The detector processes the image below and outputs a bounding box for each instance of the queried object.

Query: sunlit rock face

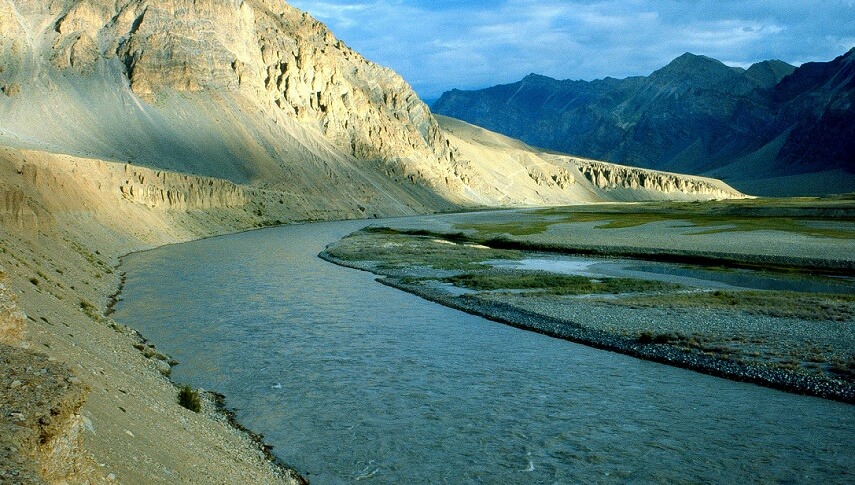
[0,0,743,207]
[0,0,465,201]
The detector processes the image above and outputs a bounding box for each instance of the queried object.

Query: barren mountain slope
[0,0,471,206]
[438,116,742,204]
[0,0,741,207]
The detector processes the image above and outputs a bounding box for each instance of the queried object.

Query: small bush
[178,385,201,413]
[79,299,102,321]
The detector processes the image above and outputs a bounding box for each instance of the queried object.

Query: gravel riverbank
[320,220,855,403]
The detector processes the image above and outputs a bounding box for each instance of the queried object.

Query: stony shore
[321,252,854,403]
[319,202,855,404]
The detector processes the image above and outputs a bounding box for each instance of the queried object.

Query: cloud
[289,0,855,99]
[292,1,376,27]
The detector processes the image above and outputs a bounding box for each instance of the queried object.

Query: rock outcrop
[0,269,106,484]
[576,160,738,198]
[0,346,105,484]
[0,268,25,345]
[0,0,741,208]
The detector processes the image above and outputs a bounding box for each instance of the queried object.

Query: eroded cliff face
[2,0,462,197]
[118,166,249,210]
[248,3,453,169]
[0,147,254,240]
[576,160,740,199]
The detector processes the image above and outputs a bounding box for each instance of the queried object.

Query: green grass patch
[619,290,855,321]
[325,227,522,270]
[564,212,774,232]
[444,270,682,295]
[457,209,855,239]
[457,199,855,239]
[454,220,557,236]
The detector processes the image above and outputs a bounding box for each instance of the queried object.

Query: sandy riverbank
[0,146,334,483]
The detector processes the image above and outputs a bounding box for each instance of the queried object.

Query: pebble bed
[320,252,855,404]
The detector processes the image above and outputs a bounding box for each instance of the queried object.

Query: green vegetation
[326,226,523,270]
[68,239,114,274]
[830,356,855,380]
[79,299,102,321]
[452,199,855,239]
[323,215,854,390]
[444,270,682,295]
[178,385,202,413]
[455,220,557,236]
[617,290,855,322]
[459,210,855,239]
[634,329,854,382]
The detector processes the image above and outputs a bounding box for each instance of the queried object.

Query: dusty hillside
[0,145,321,483]
[0,0,468,203]
[0,0,742,208]
[438,116,743,204]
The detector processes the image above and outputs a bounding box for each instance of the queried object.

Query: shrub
[79,299,101,320]
[178,385,201,413]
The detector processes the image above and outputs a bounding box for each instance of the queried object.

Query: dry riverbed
[320,199,855,403]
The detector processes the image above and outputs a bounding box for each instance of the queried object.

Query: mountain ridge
[0,0,742,207]
[433,50,854,196]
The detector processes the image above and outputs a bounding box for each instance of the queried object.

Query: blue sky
[289,0,855,99]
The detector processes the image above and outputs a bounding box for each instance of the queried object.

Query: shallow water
[113,219,855,484]
[490,256,855,293]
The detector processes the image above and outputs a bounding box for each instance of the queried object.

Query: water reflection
[489,256,854,294]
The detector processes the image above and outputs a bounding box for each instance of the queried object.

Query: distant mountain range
[433,49,855,196]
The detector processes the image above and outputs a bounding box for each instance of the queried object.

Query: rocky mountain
[0,0,742,212]
[433,50,855,196]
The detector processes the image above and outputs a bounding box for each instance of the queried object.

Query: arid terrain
[2,0,848,483]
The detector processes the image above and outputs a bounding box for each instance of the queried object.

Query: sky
[288,0,855,100]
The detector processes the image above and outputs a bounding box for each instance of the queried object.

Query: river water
[112,219,854,484]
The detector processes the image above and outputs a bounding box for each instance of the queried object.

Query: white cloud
[288,0,855,99]
[289,1,376,28]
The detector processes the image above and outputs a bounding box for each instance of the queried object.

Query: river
[112,219,854,484]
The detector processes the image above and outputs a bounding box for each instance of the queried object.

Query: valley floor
[320,199,855,403]
[0,140,847,481]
